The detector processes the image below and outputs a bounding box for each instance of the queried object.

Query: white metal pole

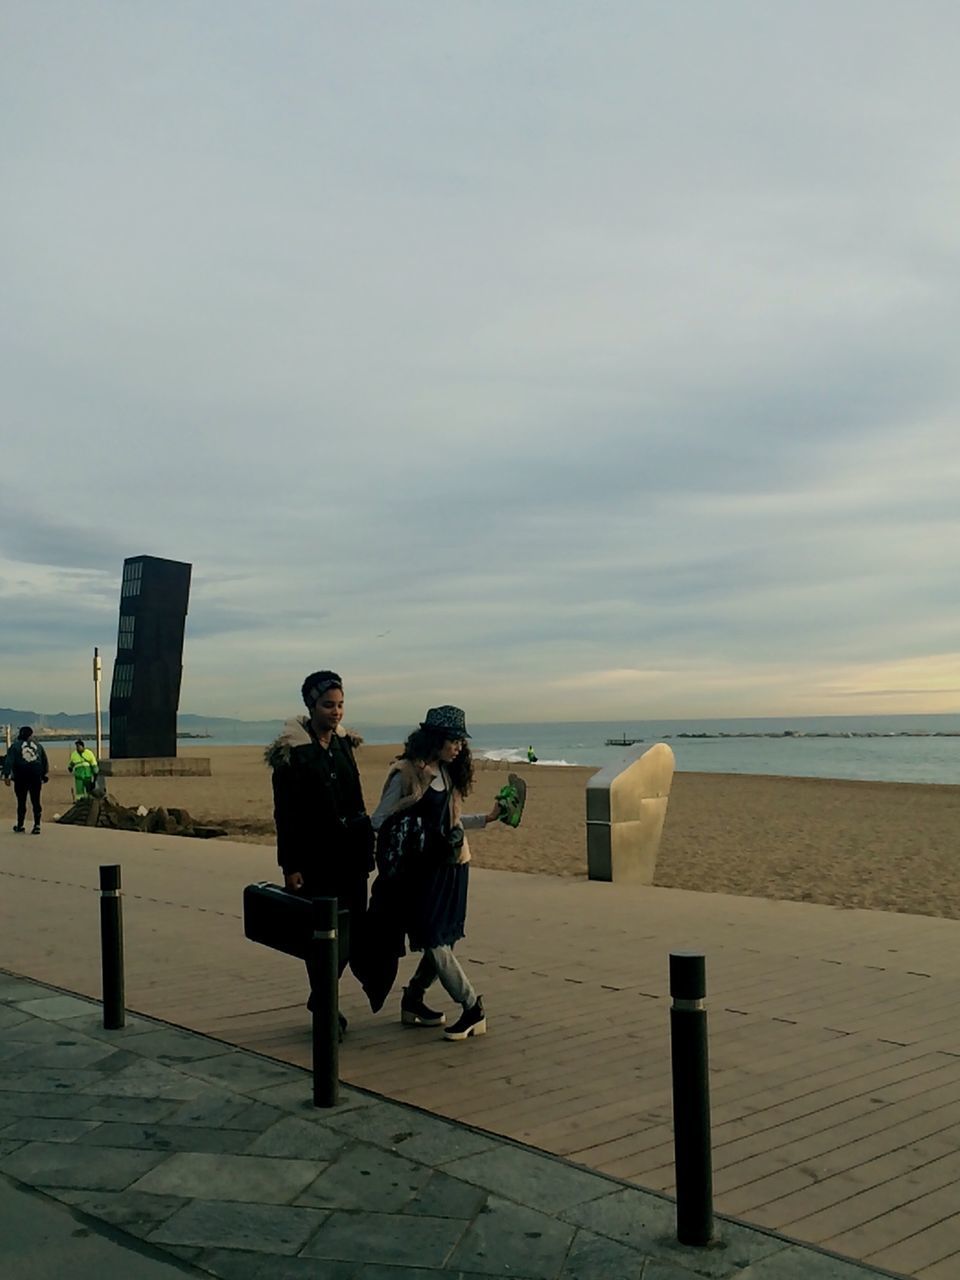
[93,647,103,760]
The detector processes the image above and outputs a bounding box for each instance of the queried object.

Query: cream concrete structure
[585,742,675,882]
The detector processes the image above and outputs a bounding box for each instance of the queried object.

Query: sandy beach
[5,741,960,921]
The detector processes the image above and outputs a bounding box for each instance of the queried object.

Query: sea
[203,714,960,786]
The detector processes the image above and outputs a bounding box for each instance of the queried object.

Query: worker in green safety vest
[68,739,99,798]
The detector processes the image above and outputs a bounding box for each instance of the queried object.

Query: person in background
[265,671,374,1031]
[68,738,99,799]
[2,726,49,835]
[370,705,513,1042]
[526,744,538,763]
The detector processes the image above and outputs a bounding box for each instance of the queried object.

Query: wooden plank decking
[3,823,960,1277]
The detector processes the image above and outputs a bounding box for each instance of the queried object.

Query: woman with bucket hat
[369,705,521,1041]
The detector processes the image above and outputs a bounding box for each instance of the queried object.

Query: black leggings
[14,777,42,827]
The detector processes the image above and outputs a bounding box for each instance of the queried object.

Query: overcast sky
[2,2,959,723]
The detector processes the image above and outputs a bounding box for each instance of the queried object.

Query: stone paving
[0,972,902,1279]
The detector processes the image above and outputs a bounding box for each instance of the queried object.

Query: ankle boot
[400,986,446,1027]
[444,996,486,1041]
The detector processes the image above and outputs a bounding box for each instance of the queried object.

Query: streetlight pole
[93,647,103,760]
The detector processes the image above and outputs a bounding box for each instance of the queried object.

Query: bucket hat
[420,705,471,739]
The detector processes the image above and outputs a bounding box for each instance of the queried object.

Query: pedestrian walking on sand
[369,705,520,1041]
[2,727,49,835]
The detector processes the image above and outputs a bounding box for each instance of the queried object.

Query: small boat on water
[605,734,644,746]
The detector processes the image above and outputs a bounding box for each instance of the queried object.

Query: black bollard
[310,897,339,1108]
[99,864,125,1030]
[669,951,713,1246]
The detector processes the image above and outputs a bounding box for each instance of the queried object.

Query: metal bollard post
[99,864,125,1030]
[669,951,713,1246]
[310,897,339,1108]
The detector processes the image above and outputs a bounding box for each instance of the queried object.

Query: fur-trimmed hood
[264,716,363,769]
[374,758,469,863]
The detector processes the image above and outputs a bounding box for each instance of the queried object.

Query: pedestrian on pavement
[369,705,510,1042]
[68,739,99,799]
[265,671,374,1030]
[2,726,49,835]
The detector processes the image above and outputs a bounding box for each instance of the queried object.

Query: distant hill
[0,707,282,736]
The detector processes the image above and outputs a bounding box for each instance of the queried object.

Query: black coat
[266,718,373,901]
[2,739,49,781]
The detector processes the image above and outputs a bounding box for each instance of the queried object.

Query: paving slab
[447,1195,575,1277]
[112,1028,236,1064]
[84,1120,254,1154]
[80,1059,214,1100]
[558,1228,651,1279]
[403,1168,489,1219]
[163,1091,283,1131]
[244,1113,349,1160]
[83,1097,181,1123]
[294,1141,431,1211]
[1,1140,167,1190]
[191,1250,381,1279]
[148,1198,328,1253]
[0,926,904,1279]
[0,1090,98,1119]
[0,1116,102,1143]
[443,1144,614,1214]
[178,1050,303,1092]
[0,1067,105,1094]
[130,1150,320,1202]
[300,1208,466,1267]
[1,1038,119,1069]
[320,1097,501,1163]
[560,1187,788,1277]
[15,994,101,1021]
[0,1176,205,1278]
[49,1186,189,1233]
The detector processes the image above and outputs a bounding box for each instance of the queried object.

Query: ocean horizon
[190,713,960,787]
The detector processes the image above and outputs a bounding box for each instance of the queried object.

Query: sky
[2,1,959,724]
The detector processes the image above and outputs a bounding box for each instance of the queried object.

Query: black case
[242,882,350,963]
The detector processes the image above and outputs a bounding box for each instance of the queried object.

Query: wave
[480,747,577,767]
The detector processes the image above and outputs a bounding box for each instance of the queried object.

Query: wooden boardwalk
[3,822,960,1277]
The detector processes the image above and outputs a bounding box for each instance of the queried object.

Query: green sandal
[495,772,527,828]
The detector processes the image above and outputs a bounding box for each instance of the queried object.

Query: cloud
[2,2,959,719]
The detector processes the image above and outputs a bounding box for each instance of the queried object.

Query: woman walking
[266,670,374,1027]
[370,705,510,1041]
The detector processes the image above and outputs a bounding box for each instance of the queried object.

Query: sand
[5,742,960,921]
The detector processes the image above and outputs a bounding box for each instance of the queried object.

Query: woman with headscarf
[266,670,374,1027]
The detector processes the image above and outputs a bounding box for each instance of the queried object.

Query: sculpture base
[101,757,211,777]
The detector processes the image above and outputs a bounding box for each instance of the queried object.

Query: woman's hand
[285,871,305,892]
[485,800,501,825]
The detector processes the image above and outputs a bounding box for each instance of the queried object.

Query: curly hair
[401,726,474,797]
